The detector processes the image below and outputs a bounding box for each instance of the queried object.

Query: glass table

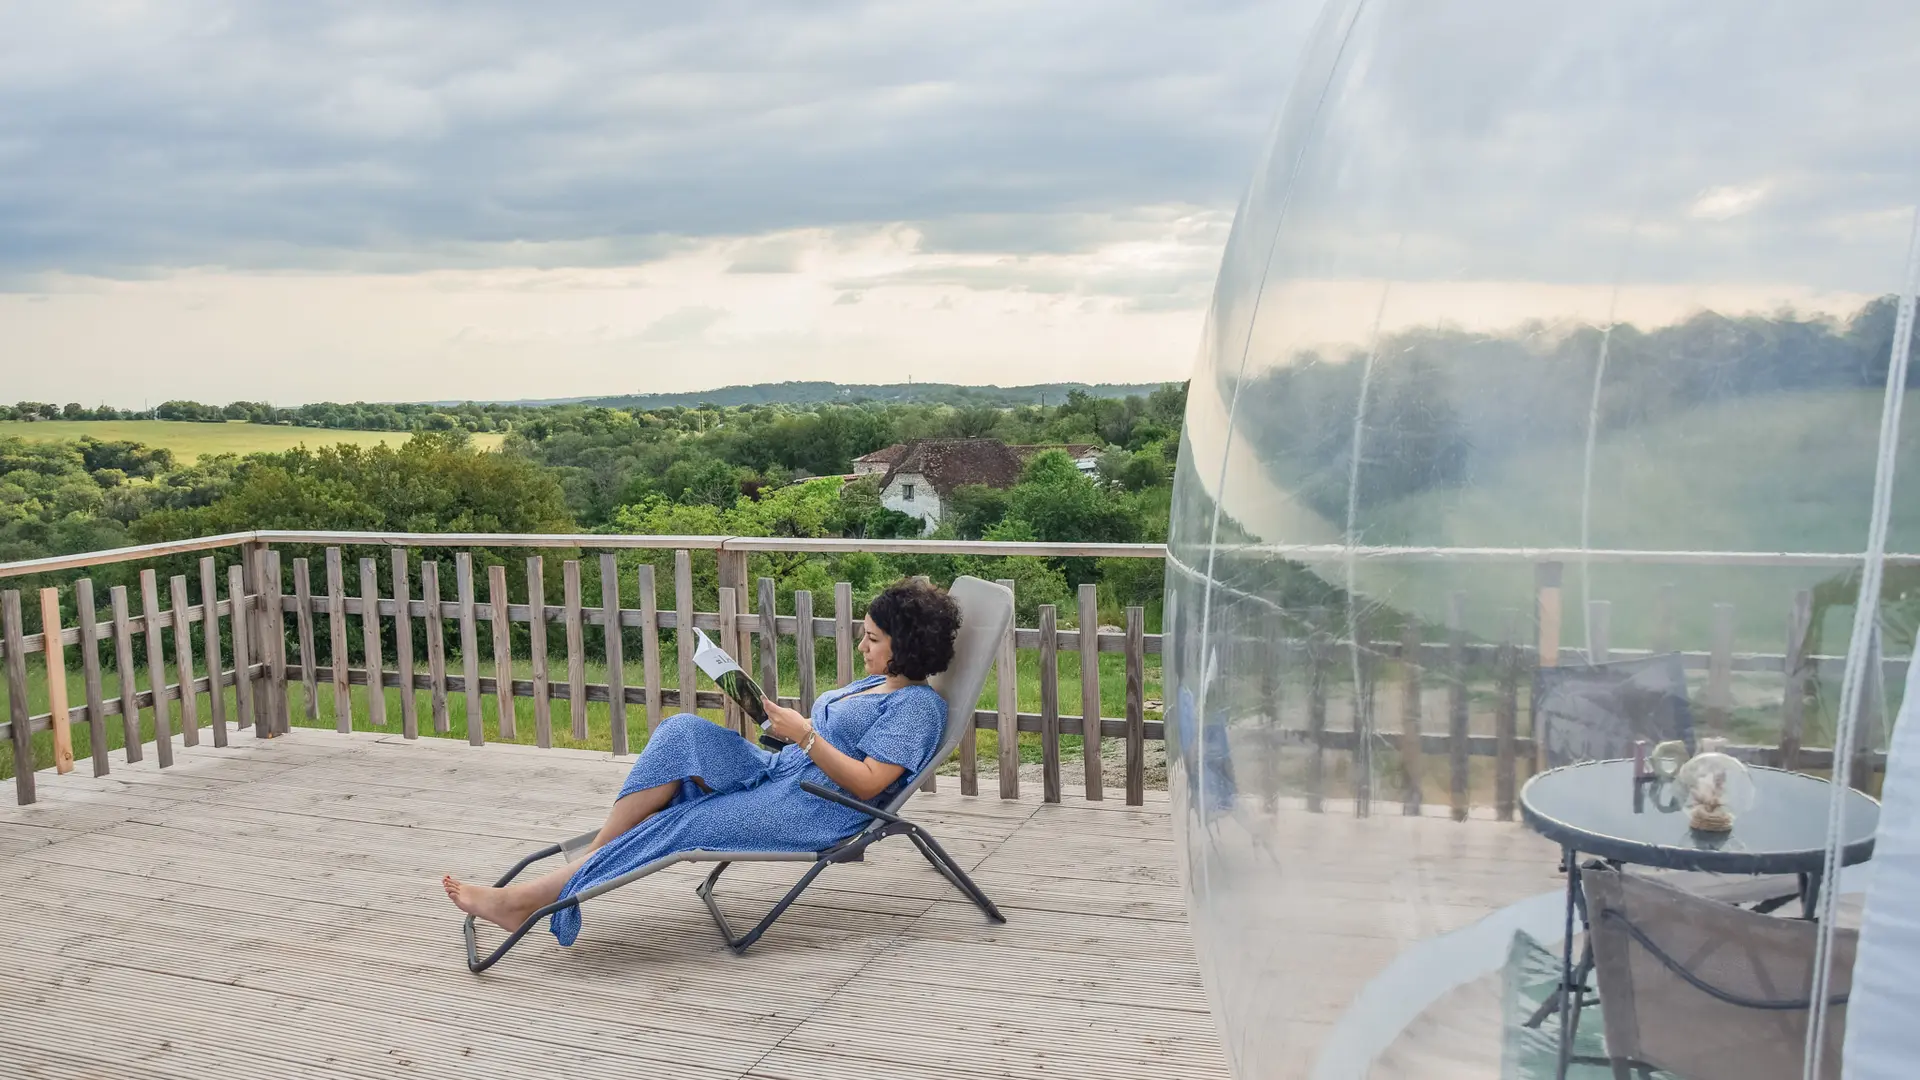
[1518,759,1880,1079]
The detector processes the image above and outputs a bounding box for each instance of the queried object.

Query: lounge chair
[462,575,1015,972]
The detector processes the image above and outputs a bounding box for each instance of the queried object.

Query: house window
[903,483,915,501]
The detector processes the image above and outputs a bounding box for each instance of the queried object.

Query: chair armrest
[800,780,903,825]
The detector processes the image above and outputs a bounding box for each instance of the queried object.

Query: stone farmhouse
[857,438,1102,532]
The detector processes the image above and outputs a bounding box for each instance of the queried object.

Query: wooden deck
[0,731,1227,1080]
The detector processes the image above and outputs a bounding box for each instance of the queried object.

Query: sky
[0,1,1324,406]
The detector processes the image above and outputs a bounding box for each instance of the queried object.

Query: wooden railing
[2,532,1912,816]
[1,532,1167,808]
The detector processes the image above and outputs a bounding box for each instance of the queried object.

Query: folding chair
[463,575,1015,972]
[1581,866,1855,1080]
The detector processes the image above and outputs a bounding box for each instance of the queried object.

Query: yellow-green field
[0,420,504,461]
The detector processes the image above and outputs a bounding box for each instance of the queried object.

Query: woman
[443,577,961,945]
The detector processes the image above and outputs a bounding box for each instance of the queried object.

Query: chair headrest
[893,576,1014,809]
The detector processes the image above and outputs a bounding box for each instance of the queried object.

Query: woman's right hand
[763,701,813,746]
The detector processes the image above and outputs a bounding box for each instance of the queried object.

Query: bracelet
[802,729,819,754]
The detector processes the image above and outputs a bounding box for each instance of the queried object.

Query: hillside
[582,381,1165,410]
[1354,390,1920,650]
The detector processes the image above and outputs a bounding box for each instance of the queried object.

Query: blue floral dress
[547,676,947,945]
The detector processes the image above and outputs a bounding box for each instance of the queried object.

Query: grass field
[0,419,504,460]
[1320,389,1920,652]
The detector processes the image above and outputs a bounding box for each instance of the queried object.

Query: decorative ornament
[1676,752,1754,832]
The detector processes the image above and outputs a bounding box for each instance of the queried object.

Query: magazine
[690,628,786,745]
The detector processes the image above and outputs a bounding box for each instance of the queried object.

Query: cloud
[1689,184,1769,222]
[639,305,728,343]
[0,1,1315,276]
[725,236,807,274]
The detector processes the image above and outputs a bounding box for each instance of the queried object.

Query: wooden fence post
[1495,608,1519,821]
[560,558,584,742]
[392,550,419,740]
[1533,562,1562,775]
[109,586,142,761]
[1039,603,1061,804]
[196,558,227,746]
[794,590,817,716]
[756,576,779,715]
[1125,606,1146,806]
[165,576,199,747]
[602,553,627,755]
[1306,606,1328,813]
[488,563,515,741]
[834,581,855,689]
[241,541,273,736]
[719,586,743,735]
[359,558,387,730]
[639,563,663,737]
[139,569,174,766]
[525,556,550,747]
[423,560,450,735]
[458,553,484,746]
[1259,604,1284,813]
[1780,589,1813,772]
[325,547,350,730]
[1078,583,1103,801]
[5,591,35,804]
[39,589,75,772]
[1352,617,1376,816]
[1398,619,1423,815]
[265,548,289,734]
[675,551,697,713]
[75,578,114,771]
[293,557,318,721]
[717,548,750,673]
[1447,592,1469,823]
[226,563,255,743]
[995,578,1018,800]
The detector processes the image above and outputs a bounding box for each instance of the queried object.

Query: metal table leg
[1515,847,1594,1079]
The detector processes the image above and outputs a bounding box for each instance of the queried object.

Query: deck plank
[0,731,1232,1080]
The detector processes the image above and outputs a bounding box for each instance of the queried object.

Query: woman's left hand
[763,701,813,746]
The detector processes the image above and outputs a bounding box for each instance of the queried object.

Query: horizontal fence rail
[2,532,1912,817]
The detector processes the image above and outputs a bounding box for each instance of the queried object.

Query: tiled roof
[1007,443,1102,461]
[879,439,1026,496]
[852,444,912,465]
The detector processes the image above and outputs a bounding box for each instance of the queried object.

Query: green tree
[131,432,572,539]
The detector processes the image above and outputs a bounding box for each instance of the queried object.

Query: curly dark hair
[866,577,962,682]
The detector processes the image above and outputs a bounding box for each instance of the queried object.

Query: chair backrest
[1583,867,1855,1080]
[888,575,1013,812]
[1534,652,1695,768]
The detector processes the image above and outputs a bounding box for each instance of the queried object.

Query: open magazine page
[690,628,769,726]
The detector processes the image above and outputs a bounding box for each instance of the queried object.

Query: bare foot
[443,874,534,931]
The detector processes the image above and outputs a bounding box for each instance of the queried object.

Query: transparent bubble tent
[1164,3,1920,1078]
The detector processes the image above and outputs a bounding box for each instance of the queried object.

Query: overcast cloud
[0,1,1324,402]
[16,2,1915,406]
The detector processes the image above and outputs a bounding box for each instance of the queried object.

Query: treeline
[2,399,531,433]
[3,386,1189,626]
[509,386,1186,526]
[584,380,1162,410]
[2,380,1166,434]
[1234,295,1920,523]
